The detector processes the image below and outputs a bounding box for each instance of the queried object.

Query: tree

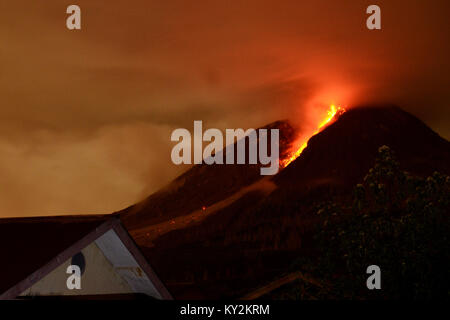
[303,146,449,299]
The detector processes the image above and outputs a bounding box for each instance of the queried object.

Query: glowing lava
[280,104,345,168]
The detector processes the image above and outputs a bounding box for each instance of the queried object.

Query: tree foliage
[298,146,449,299]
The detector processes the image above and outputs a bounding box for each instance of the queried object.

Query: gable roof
[0,214,171,299]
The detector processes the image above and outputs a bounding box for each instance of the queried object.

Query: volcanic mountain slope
[121,120,297,230]
[276,105,450,189]
[123,106,450,232]
[122,105,450,299]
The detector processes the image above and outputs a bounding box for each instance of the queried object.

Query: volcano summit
[120,105,450,299]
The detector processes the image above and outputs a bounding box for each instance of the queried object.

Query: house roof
[0,214,171,299]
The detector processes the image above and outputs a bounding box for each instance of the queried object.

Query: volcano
[276,105,450,189]
[121,120,298,231]
[120,105,450,299]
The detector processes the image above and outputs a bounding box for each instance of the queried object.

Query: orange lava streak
[280,105,345,168]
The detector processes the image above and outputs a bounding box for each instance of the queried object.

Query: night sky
[1,0,449,217]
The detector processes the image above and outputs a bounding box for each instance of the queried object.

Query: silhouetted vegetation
[284,146,449,299]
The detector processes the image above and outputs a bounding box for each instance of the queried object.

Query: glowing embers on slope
[280,105,345,168]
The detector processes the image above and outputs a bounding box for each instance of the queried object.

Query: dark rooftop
[0,214,113,295]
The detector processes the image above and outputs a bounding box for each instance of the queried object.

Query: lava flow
[280,104,345,168]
